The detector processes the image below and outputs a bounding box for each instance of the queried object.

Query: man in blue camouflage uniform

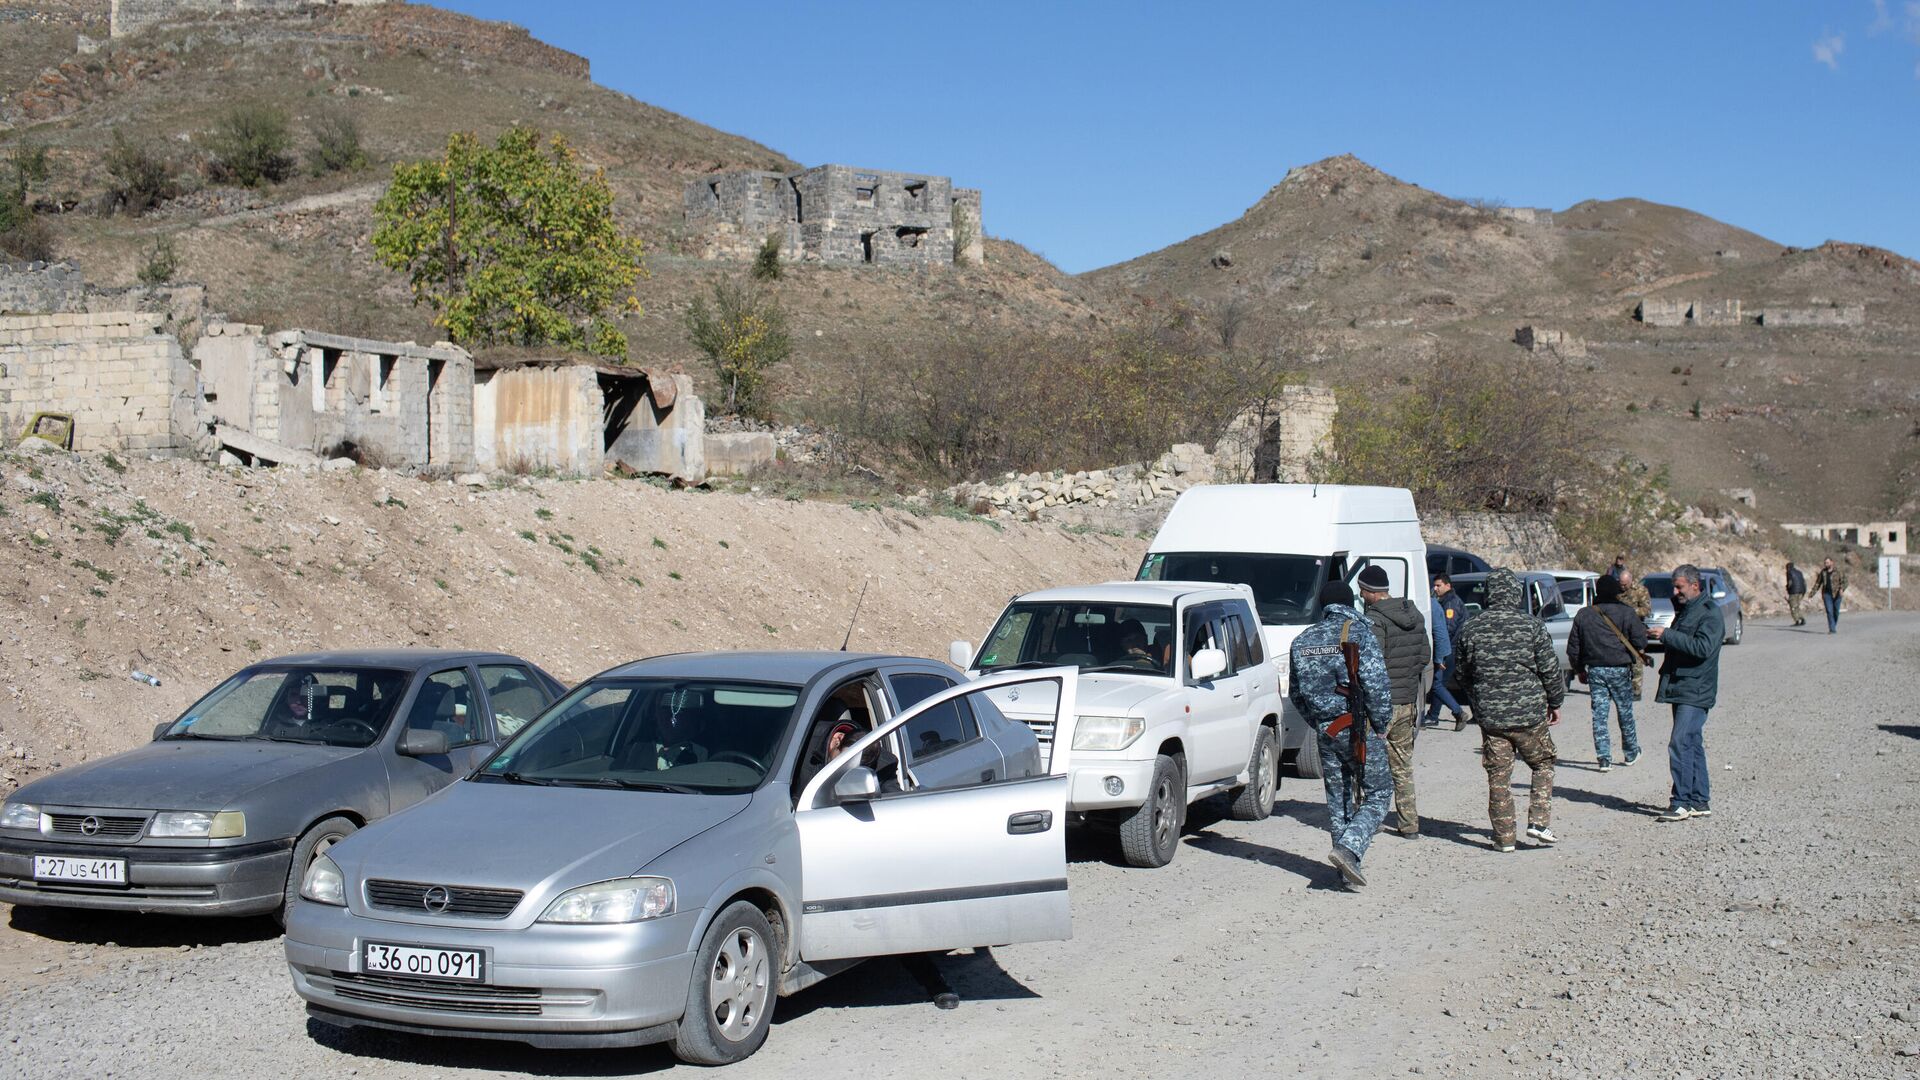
[1449,567,1564,851]
[1289,580,1393,889]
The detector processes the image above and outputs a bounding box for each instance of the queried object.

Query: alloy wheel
[709,927,769,1042]
[1153,776,1176,850]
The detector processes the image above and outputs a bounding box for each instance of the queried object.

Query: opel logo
[79,816,101,836]
[422,886,451,914]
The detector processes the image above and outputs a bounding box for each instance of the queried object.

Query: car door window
[1230,605,1264,666]
[478,664,551,739]
[889,672,980,770]
[405,668,484,747]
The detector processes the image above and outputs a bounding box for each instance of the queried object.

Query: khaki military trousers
[1787,594,1805,624]
[1385,703,1419,835]
[1482,721,1556,846]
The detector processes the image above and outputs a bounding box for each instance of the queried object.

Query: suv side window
[1230,604,1264,667]
[890,672,979,762]
[406,668,484,747]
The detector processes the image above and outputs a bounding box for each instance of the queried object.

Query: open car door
[793,669,1078,963]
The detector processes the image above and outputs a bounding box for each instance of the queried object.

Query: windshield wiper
[484,771,557,786]
[162,731,240,740]
[1079,664,1168,675]
[263,734,327,745]
[566,778,703,794]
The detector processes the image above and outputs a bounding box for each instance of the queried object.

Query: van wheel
[671,901,776,1065]
[1226,727,1278,821]
[280,815,357,927]
[1292,740,1324,780]
[1118,755,1183,868]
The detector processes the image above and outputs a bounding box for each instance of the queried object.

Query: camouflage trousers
[1317,725,1392,863]
[1385,703,1419,834]
[1587,665,1640,766]
[1787,594,1805,624]
[1481,722,1556,846]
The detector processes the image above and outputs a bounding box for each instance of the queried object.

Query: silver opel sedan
[284,651,1079,1066]
[0,650,563,920]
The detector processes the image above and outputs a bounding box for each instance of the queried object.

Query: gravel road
[4,614,1916,1079]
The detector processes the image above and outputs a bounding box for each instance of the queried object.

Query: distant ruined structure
[1635,297,1864,330]
[110,0,385,37]
[684,165,983,267]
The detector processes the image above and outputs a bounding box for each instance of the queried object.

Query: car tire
[1729,612,1744,645]
[1118,754,1184,868]
[671,900,777,1065]
[280,815,358,926]
[1293,739,1324,780]
[1226,727,1279,822]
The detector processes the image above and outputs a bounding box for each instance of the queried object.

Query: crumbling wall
[1513,325,1587,357]
[682,171,801,260]
[951,188,984,264]
[0,310,204,453]
[1635,298,1690,327]
[1692,299,1743,327]
[685,164,976,267]
[1758,305,1865,328]
[0,262,87,315]
[1423,512,1572,570]
[473,365,602,476]
[110,0,384,37]
[1213,385,1338,484]
[607,372,704,483]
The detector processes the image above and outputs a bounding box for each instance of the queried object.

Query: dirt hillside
[0,446,1138,784]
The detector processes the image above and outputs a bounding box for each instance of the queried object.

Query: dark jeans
[1668,704,1711,811]
[1823,593,1842,633]
[1424,664,1463,722]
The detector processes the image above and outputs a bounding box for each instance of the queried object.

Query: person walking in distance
[1288,580,1393,889]
[1567,573,1648,772]
[1613,563,1652,700]
[1813,557,1848,634]
[1648,564,1723,821]
[1784,561,1808,627]
[1424,574,1470,730]
[1449,568,1564,851]
[1357,565,1430,839]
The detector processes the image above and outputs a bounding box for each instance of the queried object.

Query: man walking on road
[1450,568,1564,851]
[1359,565,1430,839]
[1289,580,1393,889]
[1648,564,1723,821]
[1813,557,1848,634]
[1785,561,1808,627]
[1567,573,1648,771]
[1425,574,1470,730]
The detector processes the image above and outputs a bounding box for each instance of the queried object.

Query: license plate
[361,941,487,983]
[33,855,127,884]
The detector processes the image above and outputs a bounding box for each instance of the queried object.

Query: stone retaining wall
[0,310,203,453]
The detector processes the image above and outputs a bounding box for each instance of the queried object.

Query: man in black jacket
[1360,565,1431,838]
[1784,561,1807,626]
[1424,573,1470,729]
[1567,573,1648,772]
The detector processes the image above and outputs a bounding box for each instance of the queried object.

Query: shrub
[305,109,366,177]
[0,141,53,258]
[1555,457,1686,566]
[205,103,295,187]
[686,278,791,420]
[104,131,177,214]
[137,236,179,286]
[751,233,782,281]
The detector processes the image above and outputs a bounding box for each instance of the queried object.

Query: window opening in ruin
[859,231,876,263]
[855,186,875,204]
[708,181,720,204]
[425,359,445,466]
[789,177,804,223]
[895,226,928,249]
[904,181,926,200]
[371,355,396,413]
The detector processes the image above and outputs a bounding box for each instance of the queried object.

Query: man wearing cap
[1288,580,1393,889]
[1357,565,1430,839]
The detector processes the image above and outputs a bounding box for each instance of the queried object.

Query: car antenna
[840,578,870,651]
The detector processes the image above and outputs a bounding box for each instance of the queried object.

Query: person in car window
[275,672,323,732]
[1111,621,1158,669]
[794,708,900,797]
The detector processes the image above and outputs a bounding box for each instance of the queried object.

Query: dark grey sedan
[0,650,564,920]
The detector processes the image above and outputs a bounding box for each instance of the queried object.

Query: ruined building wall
[685,165,979,267]
[473,365,603,477]
[110,0,384,37]
[0,262,87,315]
[951,188,984,264]
[682,171,800,260]
[0,311,204,453]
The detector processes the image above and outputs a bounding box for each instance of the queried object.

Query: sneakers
[1655,806,1693,822]
[1597,760,1612,773]
[1328,845,1367,888]
[1494,840,1516,853]
[1526,824,1557,844]
[1691,807,1712,818]
[1621,751,1641,767]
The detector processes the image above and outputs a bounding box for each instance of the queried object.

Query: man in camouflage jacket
[1814,557,1848,634]
[1449,568,1564,851]
[1289,580,1393,888]
[1613,563,1652,697]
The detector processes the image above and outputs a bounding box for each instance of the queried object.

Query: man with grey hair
[1647,564,1723,821]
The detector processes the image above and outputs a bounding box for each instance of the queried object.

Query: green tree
[371,128,645,358]
[751,232,782,280]
[686,278,791,420]
[206,103,295,187]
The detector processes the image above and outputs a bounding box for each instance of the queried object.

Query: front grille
[365,879,524,919]
[1021,718,1057,770]
[46,814,146,840]
[324,971,542,1016]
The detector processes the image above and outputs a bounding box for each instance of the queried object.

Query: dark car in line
[0,650,564,920]
[1427,545,1492,580]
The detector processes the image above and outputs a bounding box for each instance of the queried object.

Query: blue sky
[439,1,1920,273]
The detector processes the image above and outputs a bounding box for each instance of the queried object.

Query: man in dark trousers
[1784,561,1808,626]
[1288,580,1393,889]
[1648,564,1724,821]
[1450,568,1564,851]
[1568,573,1649,771]
[1358,565,1430,838]
[1813,557,1848,634]
[1424,573,1470,730]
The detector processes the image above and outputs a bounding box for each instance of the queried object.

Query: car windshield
[1643,576,1675,600]
[162,667,408,749]
[1137,552,1327,625]
[475,678,800,793]
[1451,577,1516,614]
[976,602,1175,676]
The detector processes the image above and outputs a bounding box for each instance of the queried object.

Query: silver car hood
[336,780,751,893]
[12,739,356,811]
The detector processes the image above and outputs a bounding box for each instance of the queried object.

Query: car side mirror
[153,721,172,741]
[398,728,450,757]
[832,766,880,804]
[1190,648,1227,682]
[948,640,974,670]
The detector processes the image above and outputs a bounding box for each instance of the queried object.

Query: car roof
[261,649,530,670]
[596,651,922,684]
[1541,569,1598,580]
[1010,581,1248,605]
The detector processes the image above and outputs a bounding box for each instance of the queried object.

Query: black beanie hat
[1319,580,1355,607]
[1595,572,1622,604]
[1357,565,1391,592]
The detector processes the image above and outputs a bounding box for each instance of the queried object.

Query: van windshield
[1137,552,1328,626]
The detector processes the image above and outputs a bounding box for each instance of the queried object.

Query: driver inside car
[1108,620,1158,669]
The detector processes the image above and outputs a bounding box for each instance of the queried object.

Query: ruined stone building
[1782,520,1906,556]
[110,0,386,37]
[472,362,705,482]
[0,309,204,454]
[684,165,984,266]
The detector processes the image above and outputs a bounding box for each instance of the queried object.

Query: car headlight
[1072,715,1145,751]
[537,877,675,924]
[300,854,345,906]
[149,811,246,839]
[0,802,40,831]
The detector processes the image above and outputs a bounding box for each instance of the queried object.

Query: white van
[1134,485,1428,777]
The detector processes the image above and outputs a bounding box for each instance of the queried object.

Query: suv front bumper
[1063,759,1159,811]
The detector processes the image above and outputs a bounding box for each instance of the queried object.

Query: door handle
[1007,810,1053,835]
[980,770,997,783]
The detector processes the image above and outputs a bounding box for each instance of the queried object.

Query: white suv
[952,582,1286,867]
